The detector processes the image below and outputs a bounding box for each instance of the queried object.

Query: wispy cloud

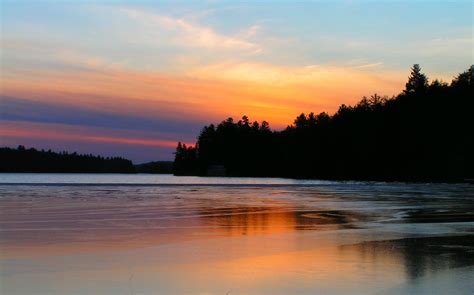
[353,62,383,69]
[1,52,406,131]
[189,61,399,88]
[0,120,191,148]
[117,7,261,53]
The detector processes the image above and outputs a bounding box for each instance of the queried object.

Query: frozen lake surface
[1,174,473,294]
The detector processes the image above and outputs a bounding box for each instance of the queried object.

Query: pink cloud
[0,120,193,149]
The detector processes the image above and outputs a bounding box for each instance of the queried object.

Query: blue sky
[1,0,473,162]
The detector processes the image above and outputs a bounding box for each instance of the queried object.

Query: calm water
[0,174,473,294]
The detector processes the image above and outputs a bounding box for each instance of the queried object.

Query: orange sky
[1,2,471,162]
[1,63,406,127]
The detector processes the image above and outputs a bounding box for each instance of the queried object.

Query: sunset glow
[1,1,472,162]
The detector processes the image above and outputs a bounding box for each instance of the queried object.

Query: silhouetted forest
[174,65,473,182]
[0,146,135,173]
[135,161,174,174]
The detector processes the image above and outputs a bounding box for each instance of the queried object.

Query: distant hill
[0,146,135,173]
[134,161,173,174]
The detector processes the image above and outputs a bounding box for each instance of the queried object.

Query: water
[0,174,473,294]
[0,173,332,185]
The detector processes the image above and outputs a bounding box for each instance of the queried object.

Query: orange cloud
[1,60,406,129]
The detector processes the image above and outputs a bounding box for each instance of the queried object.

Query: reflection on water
[340,235,474,281]
[200,206,359,237]
[1,176,474,294]
[201,206,298,236]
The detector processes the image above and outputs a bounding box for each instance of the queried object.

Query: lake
[0,174,473,294]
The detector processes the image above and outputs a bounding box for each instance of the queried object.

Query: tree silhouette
[404,64,428,94]
[0,146,135,173]
[173,64,473,182]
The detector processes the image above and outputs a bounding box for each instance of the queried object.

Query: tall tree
[173,65,473,182]
[404,64,428,94]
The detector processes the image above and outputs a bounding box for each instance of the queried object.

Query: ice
[0,174,473,294]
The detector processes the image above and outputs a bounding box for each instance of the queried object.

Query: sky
[1,0,473,163]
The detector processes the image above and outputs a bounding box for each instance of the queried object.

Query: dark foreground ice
[0,174,473,294]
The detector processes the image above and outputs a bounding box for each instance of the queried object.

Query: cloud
[1,54,407,131]
[236,25,260,39]
[0,95,201,136]
[0,120,194,150]
[189,61,401,89]
[0,119,187,161]
[353,62,384,69]
[0,120,182,162]
[117,7,261,52]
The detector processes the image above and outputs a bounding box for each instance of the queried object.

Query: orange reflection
[199,206,298,236]
[199,206,358,237]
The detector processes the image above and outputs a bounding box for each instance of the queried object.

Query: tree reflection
[339,235,474,280]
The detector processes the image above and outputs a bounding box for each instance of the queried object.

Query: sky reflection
[1,180,474,294]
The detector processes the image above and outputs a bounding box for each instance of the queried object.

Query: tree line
[0,145,136,173]
[174,64,473,182]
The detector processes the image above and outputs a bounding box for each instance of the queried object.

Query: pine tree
[404,64,428,94]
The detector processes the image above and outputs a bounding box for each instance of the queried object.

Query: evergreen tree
[173,65,473,182]
[404,64,428,94]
